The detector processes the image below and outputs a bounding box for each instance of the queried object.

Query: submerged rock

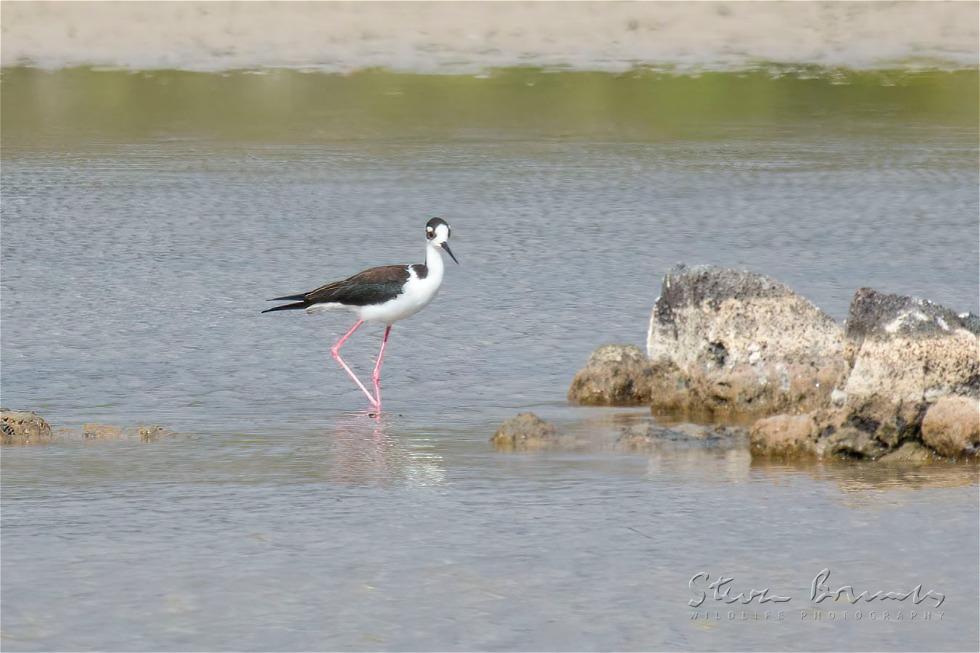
[646,265,847,418]
[82,423,126,441]
[0,412,174,445]
[1,409,53,445]
[490,412,560,451]
[878,441,938,464]
[82,423,174,443]
[136,425,172,442]
[619,421,746,452]
[567,344,654,405]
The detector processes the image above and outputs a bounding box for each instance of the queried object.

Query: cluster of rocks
[564,265,979,462]
[1,409,172,445]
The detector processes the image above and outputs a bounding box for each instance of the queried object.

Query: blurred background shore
[3,0,977,73]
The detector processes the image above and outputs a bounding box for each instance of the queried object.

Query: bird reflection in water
[320,411,447,487]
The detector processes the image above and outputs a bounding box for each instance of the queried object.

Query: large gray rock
[841,288,979,403]
[646,265,848,418]
[845,288,978,342]
[751,289,979,462]
[1,409,53,445]
[567,344,655,405]
[823,289,978,459]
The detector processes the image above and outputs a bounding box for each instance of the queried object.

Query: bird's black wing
[306,265,411,306]
[263,265,410,313]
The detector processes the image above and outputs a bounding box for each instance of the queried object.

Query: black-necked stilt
[263,217,458,412]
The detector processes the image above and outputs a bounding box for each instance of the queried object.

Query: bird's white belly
[358,274,440,324]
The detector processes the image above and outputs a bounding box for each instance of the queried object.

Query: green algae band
[2,67,977,147]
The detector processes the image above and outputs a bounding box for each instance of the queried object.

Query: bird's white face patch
[432,223,450,244]
[426,221,451,245]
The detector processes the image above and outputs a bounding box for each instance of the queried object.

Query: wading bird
[263,218,458,412]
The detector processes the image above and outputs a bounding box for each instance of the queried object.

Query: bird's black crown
[426,217,450,240]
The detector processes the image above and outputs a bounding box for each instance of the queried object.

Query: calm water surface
[2,69,978,651]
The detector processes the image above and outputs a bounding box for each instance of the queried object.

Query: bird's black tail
[262,301,308,313]
[267,293,306,302]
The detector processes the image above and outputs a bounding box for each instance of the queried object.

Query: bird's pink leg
[371,325,392,410]
[330,320,377,407]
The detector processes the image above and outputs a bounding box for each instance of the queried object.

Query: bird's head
[425,217,458,264]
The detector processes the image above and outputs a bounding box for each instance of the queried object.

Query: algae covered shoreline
[3,66,978,148]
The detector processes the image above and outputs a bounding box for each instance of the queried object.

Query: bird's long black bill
[441,242,459,264]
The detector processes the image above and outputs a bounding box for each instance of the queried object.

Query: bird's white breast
[358,265,443,324]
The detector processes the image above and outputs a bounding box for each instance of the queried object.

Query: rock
[752,394,974,462]
[753,290,979,462]
[490,413,560,451]
[754,399,946,462]
[652,281,980,462]
[878,441,938,464]
[842,288,979,403]
[568,344,654,405]
[960,312,980,334]
[820,426,889,460]
[619,421,746,452]
[1,409,53,445]
[818,397,929,451]
[846,287,978,342]
[803,289,978,461]
[749,414,818,458]
[646,265,848,417]
[920,396,980,458]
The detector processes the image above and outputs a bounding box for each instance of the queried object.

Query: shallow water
[2,69,979,651]
[3,419,978,651]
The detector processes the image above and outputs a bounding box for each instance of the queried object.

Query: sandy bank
[2,1,977,72]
